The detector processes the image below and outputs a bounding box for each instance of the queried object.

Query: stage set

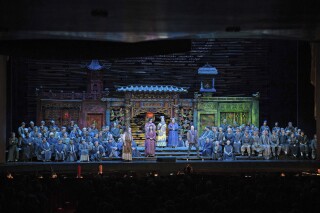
[1,58,319,177]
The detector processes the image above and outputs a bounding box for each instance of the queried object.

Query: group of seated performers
[6,119,317,162]
[7,120,141,162]
[197,120,317,160]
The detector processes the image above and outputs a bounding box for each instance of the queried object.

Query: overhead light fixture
[87,60,104,71]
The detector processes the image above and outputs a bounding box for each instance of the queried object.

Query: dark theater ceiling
[0,0,320,58]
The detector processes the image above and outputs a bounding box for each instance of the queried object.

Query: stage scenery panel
[199,114,215,135]
[220,112,249,126]
[86,113,103,130]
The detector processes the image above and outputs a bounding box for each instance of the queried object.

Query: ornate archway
[116,85,189,144]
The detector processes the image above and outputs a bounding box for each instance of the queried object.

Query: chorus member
[260,130,271,160]
[29,126,40,139]
[167,118,179,148]
[299,131,309,159]
[270,130,281,159]
[310,134,317,160]
[212,141,222,160]
[40,138,52,162]
[66,140,78,162]
[28,121,36,133]
[92,133,101,145]
[177,135,185,147]
[39,120,48,134]
[233,127,242,154]
[285,121,295,133]
[22,132,34,161]
[241,131,252,156]
[33,133,43,161]
[49,120,58,132]
[225,128,235,145]
[62,132,70,145]
[217,127,225,146]
[202,138,213,157]
[102,126,112,142]
[69,125,80,139]
[132,139,141,157]
[251,130,264,156]
[106,134,120,158]
[90,123,99,136]
[279,129,289,157]
[288,132,299,158]
[111,121,121,142]
[223,140,233,160]
[18,122,26,145]
[90,141,105,161]
[260,120,270,134]
[47,132,58,153]
[211,126,218,142]
[67,120,76,133]
[79,139,89,162]
[220,119,228,133]
[272,122,281,135]
[122,126,133,161]
[145,125,156,157]
[7,132,19,162]
[199,126,213,148]
[55,139,66,161]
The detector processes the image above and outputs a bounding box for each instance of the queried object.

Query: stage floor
[1,159,319,177]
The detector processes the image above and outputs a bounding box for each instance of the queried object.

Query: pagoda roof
[116,85,188,93]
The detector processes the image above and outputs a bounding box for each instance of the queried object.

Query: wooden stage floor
[1,159,319,177]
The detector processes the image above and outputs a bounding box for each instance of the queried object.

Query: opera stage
[1,160,319,177]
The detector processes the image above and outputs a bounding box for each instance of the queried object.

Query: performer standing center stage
[168,117,179,147]
[157,116,167,147]
[122,126,133,161]
[145,125,156,157]
[145,118,156,133]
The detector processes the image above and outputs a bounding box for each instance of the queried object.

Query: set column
[0,56,7,163]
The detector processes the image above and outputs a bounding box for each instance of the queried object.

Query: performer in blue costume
[202,138,213,157]
[223,140,233,161]
[167,118,179,147]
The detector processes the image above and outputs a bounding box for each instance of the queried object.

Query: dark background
[6,38,316,136]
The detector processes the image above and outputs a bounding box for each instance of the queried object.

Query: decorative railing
[36,88,109,101]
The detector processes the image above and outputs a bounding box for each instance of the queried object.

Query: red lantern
[146,112,154,118]
[64,111,70,120]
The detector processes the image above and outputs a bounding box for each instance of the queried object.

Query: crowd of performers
[197,120,317,160]
[6,118,318,162]
[7,120,140,162]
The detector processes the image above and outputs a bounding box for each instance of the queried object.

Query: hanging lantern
[64,111,70,120]
[146,112,154,118]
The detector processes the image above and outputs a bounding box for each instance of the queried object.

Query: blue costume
[223,144,233,160]
[132,140,141,157]
[22,136,34,160]
[79,142,89,161]
[40,141,52,161]
[55,143,66,161]
[202,141,213,157]
[90,144,105,161]
[66,143,78,162]
[167,122,179,147]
